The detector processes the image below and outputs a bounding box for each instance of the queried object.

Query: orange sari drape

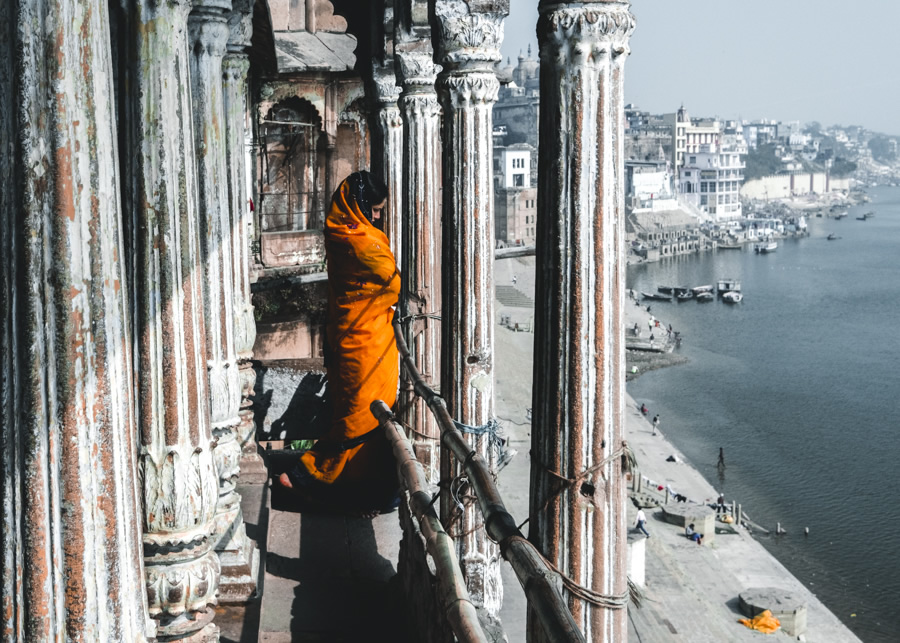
[297,180,400,487]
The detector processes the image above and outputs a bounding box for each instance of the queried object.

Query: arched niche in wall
[257,96,326,232]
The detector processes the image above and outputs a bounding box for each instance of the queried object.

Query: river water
[627,187,900,642]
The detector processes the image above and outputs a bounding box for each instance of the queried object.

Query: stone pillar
[0,0,153,639]
[433,0,507,617]
[395,36,443,484]
[224,0,265,485]
[189,0,259,604]
[372,60,404,263]
[115,0,223,638]
[529,2,635,641]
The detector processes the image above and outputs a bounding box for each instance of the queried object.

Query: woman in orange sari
[279,171,400,512]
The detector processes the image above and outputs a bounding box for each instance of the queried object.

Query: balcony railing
[369,320,589,643]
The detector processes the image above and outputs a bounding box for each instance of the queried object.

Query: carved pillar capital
[227,0,254,52]
[188,10,230,57]
[433,1,506,72]
[537,2,635,62]
[373,60,402,105]
[395,50,441,93]
[435,72,499,108]
[222,53,250,82]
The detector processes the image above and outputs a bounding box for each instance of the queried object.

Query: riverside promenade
[494,256,861,642]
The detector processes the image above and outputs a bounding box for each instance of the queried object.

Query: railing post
[396,0,443,483]
[1,0,153,638]
[433,0,508,617]
[530,2,635,641]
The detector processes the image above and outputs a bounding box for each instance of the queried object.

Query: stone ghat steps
[495,284,534,308]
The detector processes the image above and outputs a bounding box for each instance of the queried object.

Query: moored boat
[692,284,714,295]
[676,291,694,301]
[642,291,672,301]
[754,241,778,253]
[696,292,714,302]
[722,291,743,303]
[717,278,741,295]
[657,285,674,294]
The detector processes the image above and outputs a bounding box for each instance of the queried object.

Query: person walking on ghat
[279,171,400,515]
[652,414,660,435]
[635,508,650,537]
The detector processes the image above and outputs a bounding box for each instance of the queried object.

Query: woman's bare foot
[277,472,294,489]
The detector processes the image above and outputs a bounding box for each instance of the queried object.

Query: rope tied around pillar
[518,441,638,532]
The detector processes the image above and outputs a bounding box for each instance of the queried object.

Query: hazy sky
[501,1,900,135]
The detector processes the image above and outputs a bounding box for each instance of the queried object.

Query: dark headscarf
[345,170,388,223]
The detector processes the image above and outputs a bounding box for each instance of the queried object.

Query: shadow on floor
[265,507,411,642]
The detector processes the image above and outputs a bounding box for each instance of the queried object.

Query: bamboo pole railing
[381,320,585,643]
[372,400,488,643]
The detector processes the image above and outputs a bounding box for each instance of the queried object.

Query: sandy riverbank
[492,255,860,642]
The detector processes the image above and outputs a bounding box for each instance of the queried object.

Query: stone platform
[739,587,808,637]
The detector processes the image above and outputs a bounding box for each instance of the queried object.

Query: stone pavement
[622,399,860,642]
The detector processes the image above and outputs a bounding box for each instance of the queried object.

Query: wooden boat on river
[642,291,672,301]
[722,291,743,304]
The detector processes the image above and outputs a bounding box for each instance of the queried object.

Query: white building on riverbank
[674,107,746,221]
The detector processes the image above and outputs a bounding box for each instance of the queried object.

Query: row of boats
[642,280,743,304]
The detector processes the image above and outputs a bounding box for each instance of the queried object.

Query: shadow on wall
[253,367,331,445]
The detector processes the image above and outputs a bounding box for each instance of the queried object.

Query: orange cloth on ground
[298,180,400,486]
[738,609,781,633]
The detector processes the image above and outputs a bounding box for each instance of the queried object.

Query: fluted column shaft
[396,48,443,483]
[434,0,507,617]
[529,2,635,641]
[116,0,222,639]
[372,61,404,264]
[0,0,153,639]
[189,0,258,604]
[224,1,265,488]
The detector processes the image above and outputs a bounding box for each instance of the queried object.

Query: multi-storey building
[494,144,538,246]
[674,107,746,220]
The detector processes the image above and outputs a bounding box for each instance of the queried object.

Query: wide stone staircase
[495,284,534,308]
